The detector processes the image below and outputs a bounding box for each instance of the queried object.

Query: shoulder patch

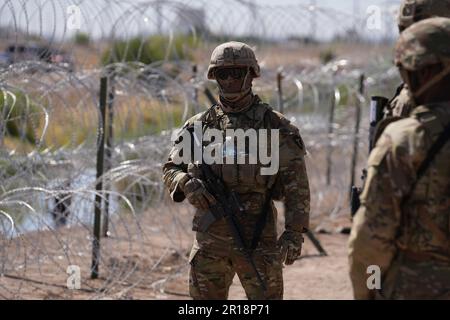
[414,108,445,137]
[269,111,306,152]
[380,117,426,167]
[383,117,421,140]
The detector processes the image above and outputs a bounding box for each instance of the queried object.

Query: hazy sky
[1,0,403,41]
[231,0,403,39]
[254,0,400,9]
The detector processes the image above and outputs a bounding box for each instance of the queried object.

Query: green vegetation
[1,89,185,154]
[101,34,199,66]
[319,48,337,64]
[0,90,42,144]
[74,32,90,46]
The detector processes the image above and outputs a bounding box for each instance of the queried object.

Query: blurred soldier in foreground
[162,42,310,299]
[349,18,450,299]
[351,1,450,217]
[385,0,450,118]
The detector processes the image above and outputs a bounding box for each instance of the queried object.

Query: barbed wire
[0,0,401,299]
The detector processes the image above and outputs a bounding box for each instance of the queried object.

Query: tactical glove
[278,230,304,265]
[183,178,216,211]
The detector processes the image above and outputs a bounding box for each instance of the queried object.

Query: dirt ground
[0,201,354,300]
[229,232,353,300]
[1,124,360,301]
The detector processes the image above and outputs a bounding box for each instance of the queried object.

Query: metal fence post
[102,73,114,238]
[326,87,337,186]
[277,68,284,113]
[349,74,364,198]
[91,76,107,279]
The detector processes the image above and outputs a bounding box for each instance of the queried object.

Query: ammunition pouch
[193,206,224,233]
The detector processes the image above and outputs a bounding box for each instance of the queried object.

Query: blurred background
[0,0,403,299]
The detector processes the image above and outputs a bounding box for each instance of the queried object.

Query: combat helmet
[395,17,450,97]
[398,0,450,32]
[207,41,260,80]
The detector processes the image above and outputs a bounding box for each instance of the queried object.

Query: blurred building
[175,7,207,34]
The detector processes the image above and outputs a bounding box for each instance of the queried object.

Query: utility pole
[353,0,361,41]
[277,68,284,114]
[156,0,162,34]
[353,0,360,29]
[309,0,317,41]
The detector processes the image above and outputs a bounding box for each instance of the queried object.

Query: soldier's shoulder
[367,117,420,167]
[264,108,306,154]
[181,110,209,129]
[386,102,450,142]
[371,117,427,165]
[383,116,422,146]
[265,108,301,135]
[412,103,450,127]
[384,115,420,133]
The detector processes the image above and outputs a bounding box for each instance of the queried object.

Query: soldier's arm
[162,117,199,202]
[348,154,400,299]
[277,121,310,233]
[348,123,422,299]
[162,146,190,202]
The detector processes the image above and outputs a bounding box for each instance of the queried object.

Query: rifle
[350,96,388,217]
[188,125,267,297]
[305,230,327,256]
[198,163,267,296]
[197,158,326,271]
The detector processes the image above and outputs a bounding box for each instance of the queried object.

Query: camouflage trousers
[376,255,450,300]
[188,218,283,300]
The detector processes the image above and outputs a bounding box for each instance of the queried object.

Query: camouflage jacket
[348,102,450,300]
[385,83,414,118]
[162,97,310,235]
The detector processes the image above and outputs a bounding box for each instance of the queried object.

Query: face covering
[400,64,450,106]
[216,67,255,113]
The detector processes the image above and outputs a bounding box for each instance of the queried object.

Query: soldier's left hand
[278,230,304,265]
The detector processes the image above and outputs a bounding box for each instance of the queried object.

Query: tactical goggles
[215,67,248,80]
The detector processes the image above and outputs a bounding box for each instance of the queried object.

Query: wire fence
[0,0,401,299]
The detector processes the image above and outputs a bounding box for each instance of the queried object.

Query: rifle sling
[197,106,275,252]
[402,122,450,205]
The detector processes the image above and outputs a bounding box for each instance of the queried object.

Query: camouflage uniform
[386,83,414,118]
[384,0,450,119]
[349,18,450,300]
[163,42,310,300]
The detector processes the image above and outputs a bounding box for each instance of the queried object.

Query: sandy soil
[0,201,354,300]
[229,232,353,300]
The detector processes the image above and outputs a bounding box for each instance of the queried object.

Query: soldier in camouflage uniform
[385,0,450,118]
[162,42,310,300]
[348,18,450,300]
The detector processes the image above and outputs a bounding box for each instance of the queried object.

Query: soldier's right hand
[278,230,304,265]
[183,178,216,211]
